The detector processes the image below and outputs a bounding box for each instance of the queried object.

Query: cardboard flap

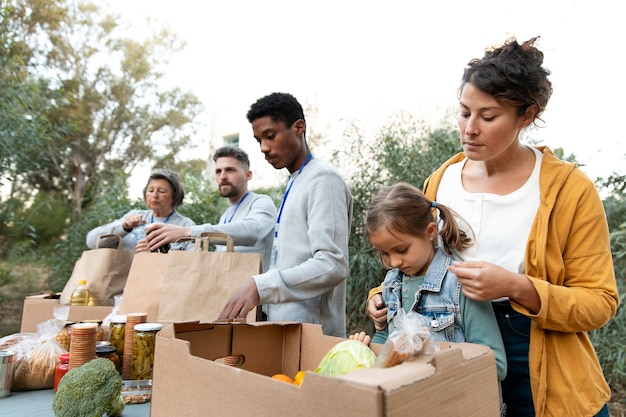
[340,343,491,392]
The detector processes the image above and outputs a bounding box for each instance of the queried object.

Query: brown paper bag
[157,232,262,323]
[117,251,169,322]
[60,234,134,306]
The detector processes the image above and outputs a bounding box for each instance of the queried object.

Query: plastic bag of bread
[374,309,437,368]
[12,319,67,390]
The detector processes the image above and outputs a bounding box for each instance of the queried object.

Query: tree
[1,0,203,224]
[0,2,50,185]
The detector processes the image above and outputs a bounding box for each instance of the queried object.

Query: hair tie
[431,201,438,209]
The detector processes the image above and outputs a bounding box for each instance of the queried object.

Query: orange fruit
[271,373,294,384]
[294,370,306,386]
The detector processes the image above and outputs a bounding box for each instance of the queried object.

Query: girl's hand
[349,331,372,346]
[367,294,388,331]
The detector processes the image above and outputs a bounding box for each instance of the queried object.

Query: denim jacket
[382,247,465,343]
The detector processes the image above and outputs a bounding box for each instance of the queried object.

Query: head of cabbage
[314,340,377,378]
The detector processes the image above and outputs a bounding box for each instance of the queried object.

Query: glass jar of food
[80,320,104,341]
[53,352,70,392]
[131,323,162,380]
[108,315,126,369]
[55,321,75,351]
[96,344,121,373]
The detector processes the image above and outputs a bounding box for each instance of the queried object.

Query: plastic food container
[121,379,152,404]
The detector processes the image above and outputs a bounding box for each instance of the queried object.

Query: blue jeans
[594,404,610,417]
[493,301,534,417]
[493,301,610,417]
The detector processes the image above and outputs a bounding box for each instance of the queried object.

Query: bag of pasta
[374,309,437,368]
[12,319,67,390]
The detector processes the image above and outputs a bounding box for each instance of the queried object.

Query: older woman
[86,169,195,253]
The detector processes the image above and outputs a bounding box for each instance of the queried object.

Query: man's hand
[367,293,388,331]
[145,223,191,251]
[218,279,260,320]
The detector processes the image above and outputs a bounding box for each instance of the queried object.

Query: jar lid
[59,352,70,362]
[96,345,117,355]
[109,315,127,323]
[133,323,163,332]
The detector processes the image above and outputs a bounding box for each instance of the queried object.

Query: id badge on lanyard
[271,153,313,268]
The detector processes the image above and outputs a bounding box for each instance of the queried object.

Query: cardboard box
[151,321,500,417]
[19,294,113,333]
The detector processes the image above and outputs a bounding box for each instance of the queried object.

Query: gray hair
[143,169,185,208]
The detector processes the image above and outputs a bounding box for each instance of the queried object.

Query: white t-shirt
[437,147,543,277]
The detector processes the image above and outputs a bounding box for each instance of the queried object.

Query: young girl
[355,182,507,383]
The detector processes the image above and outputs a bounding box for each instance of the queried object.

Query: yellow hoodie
[422,146,619,417]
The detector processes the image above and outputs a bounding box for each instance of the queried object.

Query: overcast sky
[108,0,626,191]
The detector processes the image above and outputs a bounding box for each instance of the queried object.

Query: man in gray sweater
[218,92,353,337]
[145,146,276,272]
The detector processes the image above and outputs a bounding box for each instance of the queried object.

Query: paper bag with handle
[60,234,134,306]
[157,232,262,324]
[117,251,169,322]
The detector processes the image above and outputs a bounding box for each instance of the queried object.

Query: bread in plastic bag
[374,309,438,368]
[12,318,67,390]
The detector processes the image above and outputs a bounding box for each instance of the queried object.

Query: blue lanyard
[223,191,250,224]
[275,153,313,238]
[150,210,174,224]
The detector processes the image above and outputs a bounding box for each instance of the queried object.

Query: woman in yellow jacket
[367,37,619,417]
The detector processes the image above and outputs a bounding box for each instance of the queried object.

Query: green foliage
[591,226,626,400]
[1,0,203,226]
[177,172,228,226]
[19,191,71,242]
[47,170,138,291]
[337,112,461,334]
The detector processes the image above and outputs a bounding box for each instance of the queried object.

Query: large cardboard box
[151,321,500,417]
[19,294,113,333]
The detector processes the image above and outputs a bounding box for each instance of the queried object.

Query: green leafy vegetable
[315,340,377,378]
[52,358,124,417]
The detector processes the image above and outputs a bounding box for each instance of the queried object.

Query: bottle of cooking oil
[69,279,96,306]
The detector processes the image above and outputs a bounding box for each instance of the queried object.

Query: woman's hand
[134,238,150,253]
[123,215,145,231]
[449,260,540,313]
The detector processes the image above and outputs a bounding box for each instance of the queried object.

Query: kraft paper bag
[60,234,134,306]
[117,251,169,322]
[157,232,262,324]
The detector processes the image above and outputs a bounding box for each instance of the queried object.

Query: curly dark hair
[460,36,553,123]
[246,92,305,130]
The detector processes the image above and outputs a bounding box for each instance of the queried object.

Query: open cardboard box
[151,321,500,417]
[19,293,113,333]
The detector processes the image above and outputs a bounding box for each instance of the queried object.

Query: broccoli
[52,358,125,417]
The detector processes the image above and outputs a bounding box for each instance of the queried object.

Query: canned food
[131,323,162,380]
